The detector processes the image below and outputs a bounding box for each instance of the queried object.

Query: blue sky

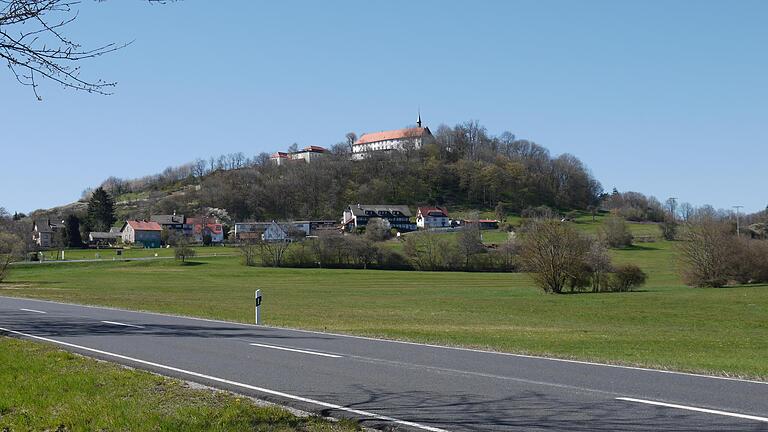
[1,0,766,214]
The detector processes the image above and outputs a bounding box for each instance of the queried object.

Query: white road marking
[5,296,767,386]
[19,308,46,314]
[616,397,768,423]
[100,321,144,329]
[249,343,342,358]
[0,326,448,432]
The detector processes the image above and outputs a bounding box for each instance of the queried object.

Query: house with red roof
[121,220,163,248]
[416,206,450,229]
[186,217,224,244]
[352,114,434,160]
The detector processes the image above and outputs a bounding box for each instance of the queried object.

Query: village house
[150,213,192,236]
[234,220,336,241]
[121,220,162,248]
[416,206,450,229]
[270,146,328,165]
[352,115,434,160]
[186,217,224,244]
[88,228,122,247]
[32,218,64,248]
[463,219,501,230]
[342,204,416,232]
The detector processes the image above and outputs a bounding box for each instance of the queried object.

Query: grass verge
[0,336,358,432]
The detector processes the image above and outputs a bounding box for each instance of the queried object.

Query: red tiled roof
[303,146,327,152]
[418,206,449,217]
[126,220,162,231]
[191,223,223,235]
[271,152,289,158]
[354,127,431,145]
[186,218,223,235]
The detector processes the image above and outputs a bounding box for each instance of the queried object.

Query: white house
[32,219,60,248]
[416,206,450,229]
[342,204,416,232]
[270,146,328,165]
[352,115,434,159]
[262,221,290,242]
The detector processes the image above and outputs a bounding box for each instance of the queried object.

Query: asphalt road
[1,296,767,431]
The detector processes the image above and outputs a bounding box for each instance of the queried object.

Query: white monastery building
[352,114,434,159]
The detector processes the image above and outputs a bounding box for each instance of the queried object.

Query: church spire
[417,109,422,128]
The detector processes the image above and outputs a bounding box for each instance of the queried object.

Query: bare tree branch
[1,0,171,99]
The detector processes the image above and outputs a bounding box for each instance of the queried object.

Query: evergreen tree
[87,187,116,232]
[64,214,84,248]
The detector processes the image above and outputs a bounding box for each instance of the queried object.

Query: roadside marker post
[255,289,262,325]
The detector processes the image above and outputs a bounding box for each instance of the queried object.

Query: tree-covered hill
[82,121,603,222]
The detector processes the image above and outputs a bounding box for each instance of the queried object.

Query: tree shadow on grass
[619,244,661,251]
[177,261,207,267]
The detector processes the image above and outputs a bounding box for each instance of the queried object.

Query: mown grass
[0,337,358,432]
[38,246,240,261]
[4,245,768,379]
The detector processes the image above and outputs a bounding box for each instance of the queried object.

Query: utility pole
[733,205,743,237]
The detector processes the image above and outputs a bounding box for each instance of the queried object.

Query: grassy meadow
[0,337,357,432]
[36,245,240,261]
[4,229,768,379]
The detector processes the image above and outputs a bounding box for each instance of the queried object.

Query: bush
[0,232,24,283]
[659,219,678,241]
[728,238,768,284]
[519,220,592,293]
[600,216,633,248]
[679,220,735,287]
[364,218,391,242]
[610,264,647,292]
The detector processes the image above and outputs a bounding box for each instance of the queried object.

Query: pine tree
[65,214,83,247]
[87,187,116,232]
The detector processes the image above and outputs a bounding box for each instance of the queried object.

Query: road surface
[1,296,766,431]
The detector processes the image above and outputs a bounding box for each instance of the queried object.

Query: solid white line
[616,397,768,423]
[19,308,46,314]
[4,296,766,386]
[0,326,448,432]
[249,343,342,358]
[100,321,145,329]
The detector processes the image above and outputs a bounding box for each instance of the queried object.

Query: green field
[36,246,240,261]
[4,239,767,379]
[0,337,357,431]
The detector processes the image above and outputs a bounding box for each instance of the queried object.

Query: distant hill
[30,121,604,225]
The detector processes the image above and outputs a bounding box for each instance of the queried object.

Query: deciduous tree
[519,220,592,294]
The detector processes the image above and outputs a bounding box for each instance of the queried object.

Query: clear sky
[1,0,766,214]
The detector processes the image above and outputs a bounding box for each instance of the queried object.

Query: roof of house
[346,204,412,217]
[417,206,449,218]
[271,152,290,158]
[34,219,53,233]
[354,127,432,146]
[300,146,327,153]
[186,218,223,235]
[124,220,163,231]
[89,231,122,239]
[150,214,185,225]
